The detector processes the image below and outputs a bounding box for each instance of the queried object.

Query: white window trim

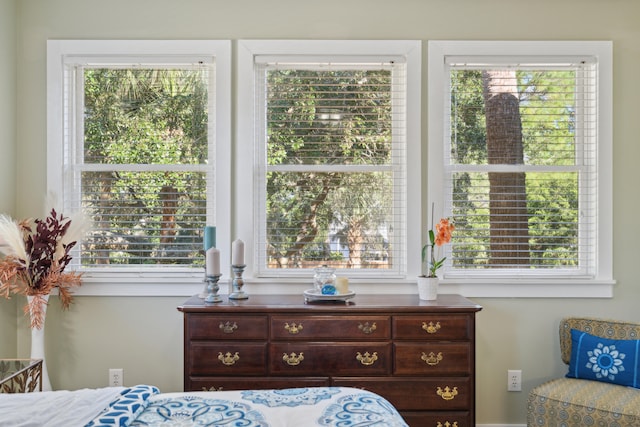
[237,40,423,286]
[47,40,232,296]
[428,40,615,298]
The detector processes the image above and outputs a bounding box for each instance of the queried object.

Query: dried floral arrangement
[0,208,89,329]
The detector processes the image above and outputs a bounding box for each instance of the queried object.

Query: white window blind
[62,59,216,270]
[442,57,598,279]
[253,57,408,278]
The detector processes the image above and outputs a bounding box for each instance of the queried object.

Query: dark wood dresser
[178,294,482,427]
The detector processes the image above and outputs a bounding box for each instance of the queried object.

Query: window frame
[47,40,232,296]
[237,40,423,285]
[428,40,614,298]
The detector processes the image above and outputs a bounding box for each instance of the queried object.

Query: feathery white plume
[54,211,92,260]
[0,214,28,260]
[44,192,61,217]
[62,211,92,246]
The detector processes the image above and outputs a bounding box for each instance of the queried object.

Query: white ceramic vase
[417,276,439,301]
[27,295,52,391]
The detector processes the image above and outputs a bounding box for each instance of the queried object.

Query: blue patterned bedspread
[86,385,408,426]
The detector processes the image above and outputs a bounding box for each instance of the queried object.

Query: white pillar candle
[206,247,220,276]
[232,239,245,265]
[335,276,349,294]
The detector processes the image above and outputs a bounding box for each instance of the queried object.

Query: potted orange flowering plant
[418,206,454,300]
[422,217,455,278]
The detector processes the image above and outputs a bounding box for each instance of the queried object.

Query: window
[47,40,231,294]
[238,40,422,281]
[428,41,613,297]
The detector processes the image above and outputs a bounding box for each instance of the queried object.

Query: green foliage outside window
[81,68,209,266]
[264,68,396,269]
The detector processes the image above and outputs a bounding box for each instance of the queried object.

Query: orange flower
[434,218,454,246]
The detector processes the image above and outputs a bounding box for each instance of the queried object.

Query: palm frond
[24,294,49,329]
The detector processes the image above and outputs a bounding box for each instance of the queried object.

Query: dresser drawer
[271,315,390,340]
[401,411,471,427]
[190,342,267,375]
[333,377,471,411]
[270,342,392,376]
[394,342,471,375]
[188,315,268,340]
[393,315,471,340]
[188,377,330,392]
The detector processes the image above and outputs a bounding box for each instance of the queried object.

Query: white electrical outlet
[109,368,124,387]
[508,369,522,391]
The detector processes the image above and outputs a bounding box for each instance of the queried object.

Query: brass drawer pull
[202,386,223,392]
[358,322,377,334]
[219,321,238,334]
[284,322,303,334]
[436,386,458,401]
[422,351,443,366]
[218,352,239,366]
[356,351,378,366]
[437,422,458,427]
[282,352,304,366]
[423,321,441,334]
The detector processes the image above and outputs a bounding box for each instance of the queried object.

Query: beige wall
[0,297,17,357]
[0,0,15,216]
[4,0,640,424]
[0,0,17,357]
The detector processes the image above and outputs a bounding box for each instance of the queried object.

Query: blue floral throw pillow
[566,328,640,388]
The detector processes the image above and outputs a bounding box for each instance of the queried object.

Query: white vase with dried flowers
[27,294,50,390]
[0,208,89,391]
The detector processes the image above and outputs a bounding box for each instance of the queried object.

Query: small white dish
[303,289,356,302]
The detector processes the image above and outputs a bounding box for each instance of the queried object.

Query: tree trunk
[284,174,337,261]
[482,70,529,266]
[158,185,179,263]
[346,217,365,268]
[159,185,178,245]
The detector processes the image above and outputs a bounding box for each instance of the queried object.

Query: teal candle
[203,226,216,251]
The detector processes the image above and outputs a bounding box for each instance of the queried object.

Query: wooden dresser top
[178,294,482,314]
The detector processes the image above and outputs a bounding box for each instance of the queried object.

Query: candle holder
[229,264,248,300]
[204,274,223,303]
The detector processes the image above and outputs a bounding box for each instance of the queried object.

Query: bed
[0,385,409,426]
